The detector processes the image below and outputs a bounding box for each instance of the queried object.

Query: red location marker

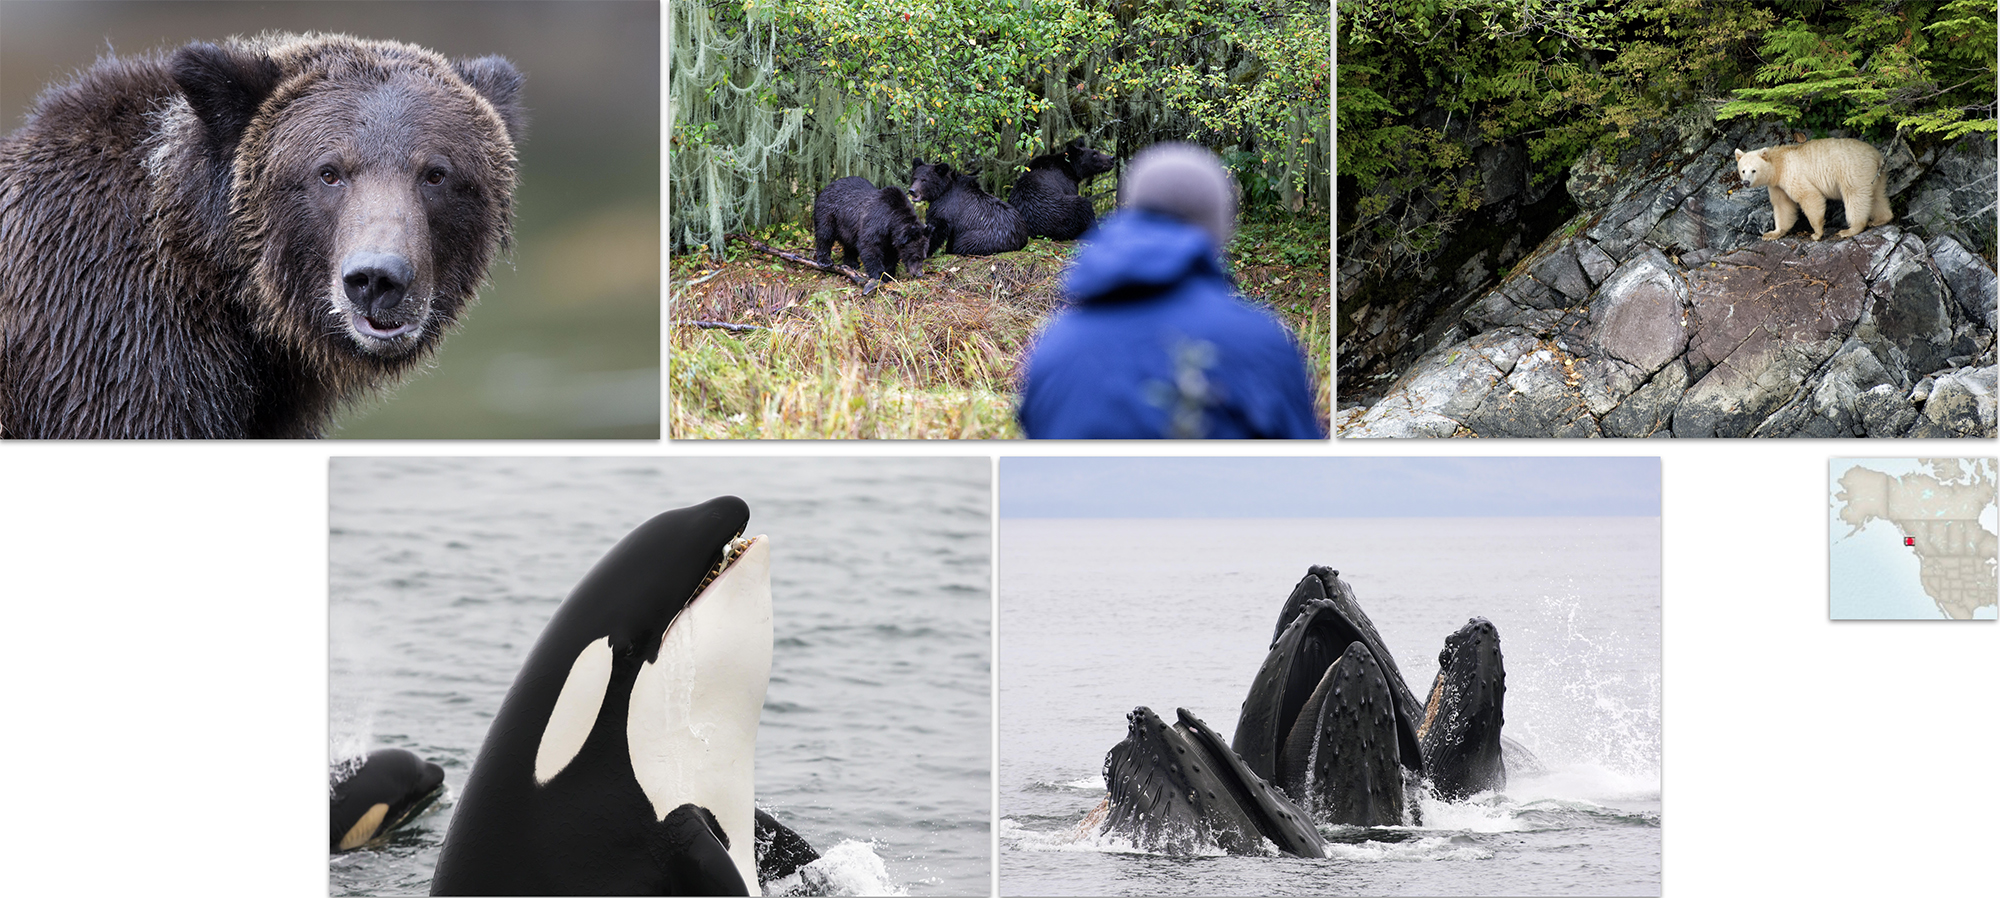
[1905,537,1915,546]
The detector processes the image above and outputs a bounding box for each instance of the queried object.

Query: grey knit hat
[1120,143,1237,247]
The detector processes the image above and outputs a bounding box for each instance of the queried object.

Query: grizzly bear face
[170,36,523,367]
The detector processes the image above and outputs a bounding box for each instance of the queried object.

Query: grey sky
[1000,457,1660,517]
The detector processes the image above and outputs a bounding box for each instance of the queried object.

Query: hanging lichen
[670,0,1331,259]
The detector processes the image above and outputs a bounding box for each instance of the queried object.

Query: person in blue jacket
[1017,143,1323,439]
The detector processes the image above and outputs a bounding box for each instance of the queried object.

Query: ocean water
[329,457,991,896]
[998,516,1662,896]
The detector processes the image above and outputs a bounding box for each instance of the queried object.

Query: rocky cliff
[1338,117,1996,438]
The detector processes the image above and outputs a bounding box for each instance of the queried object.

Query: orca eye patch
[535,636,614,785]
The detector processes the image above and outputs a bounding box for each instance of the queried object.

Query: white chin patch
[535,635,613,785]
[628,534,773,893]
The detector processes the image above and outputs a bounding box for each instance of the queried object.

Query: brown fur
[0,33,522,438]
[1734,138,1893,242]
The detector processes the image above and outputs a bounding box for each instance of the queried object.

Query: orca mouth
[688,532,754,601]
[385,780,446,834]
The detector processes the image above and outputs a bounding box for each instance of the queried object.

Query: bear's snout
[341,251,415,316]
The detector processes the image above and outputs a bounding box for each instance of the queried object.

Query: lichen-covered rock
[1587,249,1690,374]
[1902,135,1998,260]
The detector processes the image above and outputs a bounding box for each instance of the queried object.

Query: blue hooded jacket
[1018,210,1323,439]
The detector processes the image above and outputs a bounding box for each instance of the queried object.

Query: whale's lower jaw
[1100,706,1327,858]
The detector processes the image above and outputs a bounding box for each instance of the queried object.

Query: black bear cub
[812,177,930,286]
[1010,139,1116,241]
[908,161,1028,256]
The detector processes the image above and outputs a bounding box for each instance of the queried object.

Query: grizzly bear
[0,33,523,438]
[812,176,931,286]
[1734,138,1892,242]
[1009,139,1116,241]
[908,160,1028,256]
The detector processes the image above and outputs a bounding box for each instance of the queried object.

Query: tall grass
[671,288,1038,439]
[670,218,1332,439]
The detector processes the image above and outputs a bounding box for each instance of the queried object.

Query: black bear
[0,34,523,439]
[908,161,1028,256]
[812,176,931,285]
[1010,139,1116,240]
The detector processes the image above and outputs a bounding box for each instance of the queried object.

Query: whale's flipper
[754,807,821,884]
[1417,617,1508,799]
[330,748,445,852]
[1099,705,1326,858]
[660,804,751,896]
[1234,568,1426,788]
[1278,642,1405,826]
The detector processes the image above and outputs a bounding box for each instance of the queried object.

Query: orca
[1097,706,1326,858]
[1416,617,1508,799]
[330,748,445,852]
[431,496,780,896]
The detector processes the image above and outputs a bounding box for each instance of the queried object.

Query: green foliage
[1337,0,1996,276]
[1715,0,1998,139]
[672,0,1331,259]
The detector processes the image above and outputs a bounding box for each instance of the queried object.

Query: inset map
[1829,458,1998,620]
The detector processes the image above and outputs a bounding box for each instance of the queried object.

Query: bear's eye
[319,167,343,187]
[424,169,447,186]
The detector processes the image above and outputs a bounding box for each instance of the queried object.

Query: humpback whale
[330,748,445,852]
[1096,565,1522,851]
[1098,706,1326,857]
[430,496,787,895]
[1232,567,1427,826]
[1275,641,1407,827]
[1417,618,1508,799]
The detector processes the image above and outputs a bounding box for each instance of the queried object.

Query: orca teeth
[689,531,751,599]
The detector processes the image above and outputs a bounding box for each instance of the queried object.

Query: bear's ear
[172,42,282,152]
[1733,148,1746,159]
[455,55,526,140]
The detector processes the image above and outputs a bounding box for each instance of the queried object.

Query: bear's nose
[341,252,415,314]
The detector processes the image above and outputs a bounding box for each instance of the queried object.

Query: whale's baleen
[431,496,780,895]
[330,748,445,852]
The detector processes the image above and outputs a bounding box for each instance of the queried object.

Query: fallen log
[729,234,868,286]
[683,320,766,333]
